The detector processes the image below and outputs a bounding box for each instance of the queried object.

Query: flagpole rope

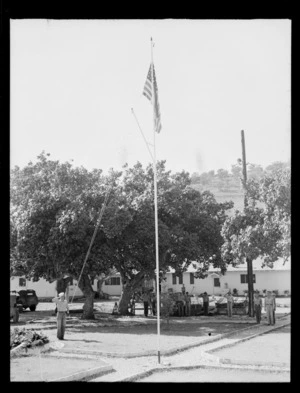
[131,108,154,161]
[70,185,112,304]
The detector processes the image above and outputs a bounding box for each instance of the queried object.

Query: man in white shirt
[52,292,69,340]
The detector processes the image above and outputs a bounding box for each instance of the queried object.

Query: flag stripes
[143,63,162,133]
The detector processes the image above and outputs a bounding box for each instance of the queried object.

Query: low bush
[10,328,49,349]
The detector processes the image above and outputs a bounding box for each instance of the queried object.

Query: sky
[10,19,291,176]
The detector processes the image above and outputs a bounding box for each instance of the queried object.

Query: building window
[214,278,220,287]
[240,274,256,284]
[19,278,26,287]
[105,277,121,286]
[172,274,183,285]
[190,273,194,284]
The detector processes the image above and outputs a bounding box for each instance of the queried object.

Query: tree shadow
[63,338,101,343]
[66,322,249,338]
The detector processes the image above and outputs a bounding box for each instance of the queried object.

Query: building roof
[167,257,290,274]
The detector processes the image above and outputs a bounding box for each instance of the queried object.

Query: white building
[10,272,123,299]
[10,258,290,299]
[165,258,291,297]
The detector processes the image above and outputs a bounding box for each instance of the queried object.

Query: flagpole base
[157,350,161,364]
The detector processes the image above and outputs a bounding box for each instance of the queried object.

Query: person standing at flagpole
[52,292,69,340]
[142,37,162,363]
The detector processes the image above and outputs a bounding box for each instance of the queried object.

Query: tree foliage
[10,153,234,316]
[111,161,233,313]
[10,152,126,318]
[221,167,291,267]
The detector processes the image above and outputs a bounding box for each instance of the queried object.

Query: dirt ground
[10,299,291,382]
[13,313,253,354]
[10,354,109,382]
[212,325,290,366]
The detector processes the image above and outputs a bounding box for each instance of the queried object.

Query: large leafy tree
[221,167,291,315]
[11,154,233,317]
[109,161,233,314]
[10,152,129,319]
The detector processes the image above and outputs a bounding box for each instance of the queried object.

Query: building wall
[102,277,123,295]
[11,269,290,299]
[254,271,290,294]
[163,273,218,296]
[220,270,291,295]
[10,276,123,298]
[10,276,57,297]
[164,270,291,296]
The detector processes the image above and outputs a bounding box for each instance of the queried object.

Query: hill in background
[190,160,290,215]
[192,183,244,215]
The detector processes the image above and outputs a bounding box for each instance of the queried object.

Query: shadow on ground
[66,322,250,337]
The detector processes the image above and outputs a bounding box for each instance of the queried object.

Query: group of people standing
[140,290,157,317]
[255,290,276,325]
[125,288,277,324]
[51,286,277,341]
[128,290,157,317]
[176,290,192,317]
[224,289,276,325]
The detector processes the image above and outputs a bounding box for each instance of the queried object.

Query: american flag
[143,63,162,133]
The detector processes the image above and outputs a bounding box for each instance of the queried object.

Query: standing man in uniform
[177,292,184,317]
[264,290,276,325]
[185,292,191,316]
[202,292,209,316]
[150,291,157,316]
[52,292,69,340]
[254,290,262,324]
[225,291,234,318]
[141,291,150,317]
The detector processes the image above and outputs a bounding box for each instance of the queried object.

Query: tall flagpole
[151,37,161,364]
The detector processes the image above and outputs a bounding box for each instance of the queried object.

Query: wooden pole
[241,130,254,317]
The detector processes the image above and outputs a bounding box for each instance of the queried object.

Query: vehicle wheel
[29,305,36,311]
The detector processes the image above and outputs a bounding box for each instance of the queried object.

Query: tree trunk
[78,273,95,320]
[118,272,145,315]
[118,285,132,315]
[97,278,105,298]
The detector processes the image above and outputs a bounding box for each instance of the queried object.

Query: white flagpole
[150,37,161,364]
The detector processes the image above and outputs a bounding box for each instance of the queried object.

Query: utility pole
[241,130,254,317]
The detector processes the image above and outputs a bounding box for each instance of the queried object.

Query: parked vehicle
[215,296,248,315]
[17,289,39,311]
